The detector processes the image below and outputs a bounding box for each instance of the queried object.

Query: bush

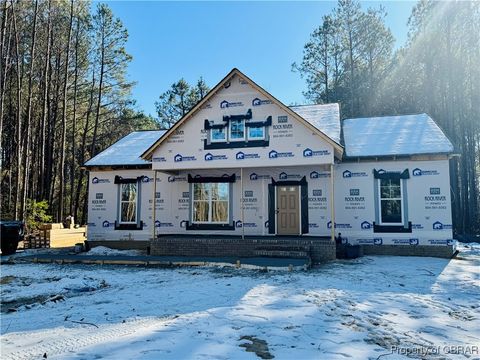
[25,200,53,232]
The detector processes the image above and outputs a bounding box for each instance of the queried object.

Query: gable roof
[342,113,454,158]
[84,130,166,167]
[289,104,341,144]
[141,68,344,160]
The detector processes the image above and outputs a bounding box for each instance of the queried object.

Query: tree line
[0,0,158,225]
[294,0,479,236]
[1,0,478,237]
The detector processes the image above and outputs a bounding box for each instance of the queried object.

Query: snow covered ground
[1,243,479,360]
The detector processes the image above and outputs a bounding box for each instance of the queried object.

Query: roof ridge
[289,103,338,108]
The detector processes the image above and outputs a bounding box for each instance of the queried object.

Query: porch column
[241,167,245,240]
[330,163,335,243]
[152,170,158,241]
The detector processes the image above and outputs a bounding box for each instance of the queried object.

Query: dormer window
[248,126,264,140]
[211,127,226,142]
[229,119,245,141]
[204,109,271,150]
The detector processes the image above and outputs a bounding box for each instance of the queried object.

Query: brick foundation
[361,244,455,258]
[150,235,336,264]
[85,240,149,251]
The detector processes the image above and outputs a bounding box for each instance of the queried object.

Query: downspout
[241,167,245,240]
[330,163,335,243]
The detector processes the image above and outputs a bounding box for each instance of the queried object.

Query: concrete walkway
[6,253,309,270]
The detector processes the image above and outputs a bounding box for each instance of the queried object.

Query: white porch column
[330,163,335,243]
[152,169,158,241]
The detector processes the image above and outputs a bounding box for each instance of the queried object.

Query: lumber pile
[22,234,50,249]
[39,223,86,248]
[45,227,86,248]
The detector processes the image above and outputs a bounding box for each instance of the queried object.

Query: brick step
[254,245,310,252]
[253,249,310,259]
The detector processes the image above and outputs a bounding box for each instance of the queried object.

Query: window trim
[247,125,265,140]
[228,119,246,142]
[191,182,230,224]
[118,183,138,224]
[210,126,227,143]
[113,176,143,231]
[377,178,404,226]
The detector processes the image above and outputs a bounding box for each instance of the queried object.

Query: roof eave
[343,151,456,161]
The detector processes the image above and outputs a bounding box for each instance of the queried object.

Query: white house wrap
[84,69,456,260]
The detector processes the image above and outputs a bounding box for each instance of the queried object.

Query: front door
[276,186,300,235]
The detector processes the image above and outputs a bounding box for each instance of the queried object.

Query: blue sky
[101,1,415,117]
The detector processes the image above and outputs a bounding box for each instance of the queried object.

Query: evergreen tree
[155,77,210,129]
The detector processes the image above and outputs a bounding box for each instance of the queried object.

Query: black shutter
[268,184,275,234]
[301,178,309,234]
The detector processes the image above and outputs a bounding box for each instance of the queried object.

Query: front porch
[151,234,335,264]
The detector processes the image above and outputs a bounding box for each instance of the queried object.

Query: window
[379,178,402,224]
[229,120,245,141]
[120,183,137,223]
[192,183,229,223]
[248,126,264,140]
[210,127,226,142]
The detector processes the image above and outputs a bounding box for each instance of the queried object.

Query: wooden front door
[276,186,300,235]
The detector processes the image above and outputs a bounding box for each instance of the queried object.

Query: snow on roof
[84,130,166,167]
[343,113,454,157]
[289,103,341,144]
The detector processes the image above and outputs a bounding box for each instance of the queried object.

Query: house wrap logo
[249,173,270,180]
[252,97,272,106]
[309,171,330,179]
[269,150,294,159]
[235,220,257,228]
[141,176,152,183]
[425,188,446,202]
[204,153,228,161]
[361,221,372,230]
[220,100,243,108]
[102,220,111,228]
[236,151,260,160]
[428,239,454,246]
[432,221,452,230]
[155,220,173,228]
[412,168,440,176]
[174,154,196,162]
[357,238,383,245]
[152,156,167,162]
[91,177,110,184]
[279,172,301,180]
[309,189,326,202]
[410,238,419,245]
[303,148,331,157]
[310,171,320,179]
[327,221,352,229]
[342,170,368,178]
[167,175,187,182]
[345,188,365,202]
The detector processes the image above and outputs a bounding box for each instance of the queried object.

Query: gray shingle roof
[289,103,341,144]
[342,113,454,158]
[84,130,166,167]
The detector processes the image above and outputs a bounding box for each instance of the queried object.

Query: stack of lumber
[40,223,86,248]
[23,234,50,249]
